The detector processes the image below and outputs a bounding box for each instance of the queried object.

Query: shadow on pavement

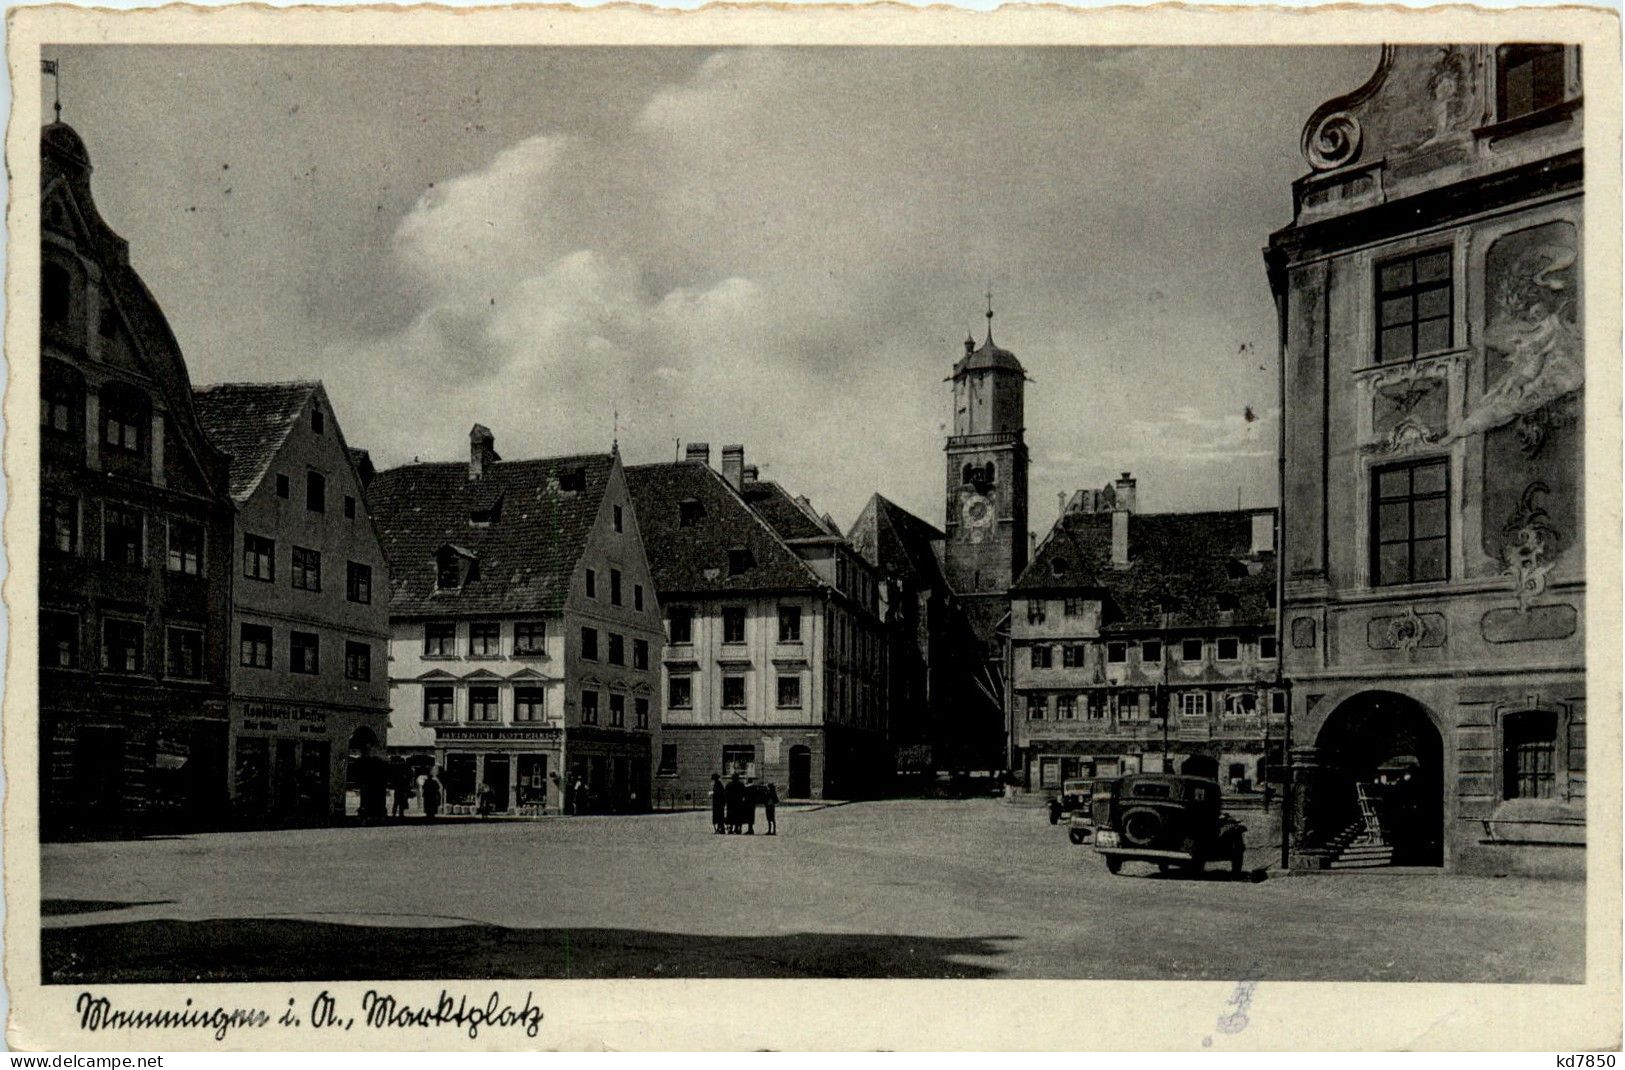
[43,919,1017,982]
[41,898,176,917]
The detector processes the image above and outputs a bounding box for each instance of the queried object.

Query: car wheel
[1120,807,1164,848]
[1105,856,1122,875]
[1048,808,1060,825]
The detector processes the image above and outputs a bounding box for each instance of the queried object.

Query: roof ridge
[193,379,322,392]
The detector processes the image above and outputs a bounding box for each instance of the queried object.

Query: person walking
[764,782,779,835]
[724,773,745,834]
[710,774,726,834]
[392,776,411,819]
[477,781,493,818]
[421,771,442,821]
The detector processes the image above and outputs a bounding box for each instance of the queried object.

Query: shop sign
[239,703,330,736]
[437,726,562,743]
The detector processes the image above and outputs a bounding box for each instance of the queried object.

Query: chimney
[1112,508,1130,568]
[469,424,500,481]
[742,464,759,485]
[1058,491,1067,519]
[1113,471,1138,514]
[685,441,711,467]
[1251,511,1276,555]
[721,444,745,491]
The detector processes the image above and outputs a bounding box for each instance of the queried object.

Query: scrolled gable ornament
[1305,112,1363,171]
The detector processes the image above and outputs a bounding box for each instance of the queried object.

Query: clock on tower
[944,302,1029,598]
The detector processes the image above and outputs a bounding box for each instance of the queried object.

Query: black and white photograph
[5,5,1620,1052]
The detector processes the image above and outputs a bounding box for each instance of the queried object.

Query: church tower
[944,300,1029,598]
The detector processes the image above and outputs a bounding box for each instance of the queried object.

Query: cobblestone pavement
[40,798,1583,982]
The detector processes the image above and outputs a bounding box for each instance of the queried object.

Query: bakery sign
[239,703,330,736]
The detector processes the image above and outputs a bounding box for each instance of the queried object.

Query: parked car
[1067,778,1118,844]
[1091,773,1247,877]
[1047,778,1095,825]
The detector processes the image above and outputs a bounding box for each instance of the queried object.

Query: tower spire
[985,288,994,343]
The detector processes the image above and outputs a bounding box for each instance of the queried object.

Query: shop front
[229,699,388,825]
[434,725,564,815]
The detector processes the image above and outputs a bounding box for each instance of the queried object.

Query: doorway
[73,726,126,820]
[483,755,511,812]
[1315,691,1444,866]
[788,745,812,799]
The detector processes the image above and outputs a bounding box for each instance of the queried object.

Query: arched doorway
[788,746,812,800]
[346,727,386,819]
[1315,691,1444,866]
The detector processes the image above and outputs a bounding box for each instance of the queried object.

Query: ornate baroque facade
[1267,45,1585,874]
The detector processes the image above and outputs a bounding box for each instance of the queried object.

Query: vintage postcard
[4,2,1621,1052]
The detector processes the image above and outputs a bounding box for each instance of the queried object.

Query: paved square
[41,799,1582,982]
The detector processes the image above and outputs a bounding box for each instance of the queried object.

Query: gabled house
[626,443,890,802]
[192,380,390,824]
[39,120,236,837]
[369,426,663,814]
[1009,488,1281,797]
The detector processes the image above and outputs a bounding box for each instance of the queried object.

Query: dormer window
[559,467,586,493]
[1051,557,1069,577]
[435,545,477,591]
[1225,559,1250,580]
[679,499,704,527]
[727,547,754,576]
[1497,44,1566,123]
[469,494,503,527]
[1217,593,1239,614]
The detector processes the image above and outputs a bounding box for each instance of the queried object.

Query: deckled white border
[4,5,1620,1051]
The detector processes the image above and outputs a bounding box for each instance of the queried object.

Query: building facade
[192,381,391,823]
[627,444,889,802]
[1009,494,1282,795]
[1268,45,1585,873]
[38,121,236,837]
[370,428,663,814]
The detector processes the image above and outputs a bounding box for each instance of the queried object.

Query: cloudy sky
[52,45,1375,532]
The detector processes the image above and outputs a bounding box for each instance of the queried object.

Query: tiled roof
[625,462,822,596]
[192,381,319,501]
[739,480,834,542]
[848,494,947,589]
[369,453,613,616]
[1013,509,1277,631]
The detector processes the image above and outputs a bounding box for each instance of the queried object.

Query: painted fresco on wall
[1458,221,1583,591]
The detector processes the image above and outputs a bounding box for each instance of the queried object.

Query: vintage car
[1047,779,1095,825]
[1091,773,1248,876]
[1067,779,1119,844]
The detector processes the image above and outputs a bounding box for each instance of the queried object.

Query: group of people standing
[711,773,778,835]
